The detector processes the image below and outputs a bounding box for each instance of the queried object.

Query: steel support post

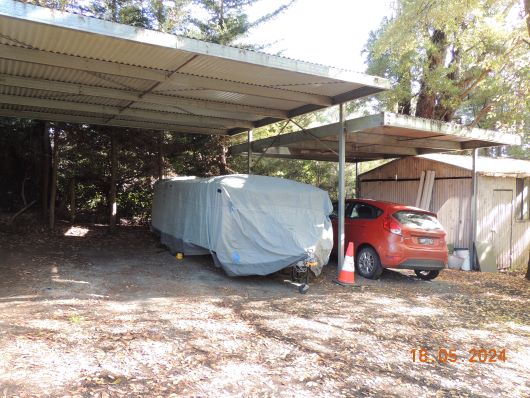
[355,161,359,198]
[470,148,478,269]
[247,129,253,174]
[337,103,346,269]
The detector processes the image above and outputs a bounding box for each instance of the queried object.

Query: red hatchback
[332,199,448,280]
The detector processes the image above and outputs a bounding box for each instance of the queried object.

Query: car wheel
[356,247,383,279]
[414,270,440,280]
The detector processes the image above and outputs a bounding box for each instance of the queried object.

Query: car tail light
[383,216,402,235]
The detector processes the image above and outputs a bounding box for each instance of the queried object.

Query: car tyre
[414,270,440,280]
[356,247,383,279]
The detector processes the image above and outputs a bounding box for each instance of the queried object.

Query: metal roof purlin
[0,93,254,129]
[0,74,289,119]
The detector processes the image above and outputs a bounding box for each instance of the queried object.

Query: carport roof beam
[230,112,521,161]
[0,109,226,135]
[0,93,254,129]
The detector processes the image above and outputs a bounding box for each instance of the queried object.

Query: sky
[242,0,393,73]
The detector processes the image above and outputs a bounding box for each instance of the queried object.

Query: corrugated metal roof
[0,0,390,134]
[419,154,530,177]
[0,59,157,91]
[163,89,303,110]
[231,113,522,162]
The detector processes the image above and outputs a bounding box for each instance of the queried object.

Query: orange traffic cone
[334,242,355,286]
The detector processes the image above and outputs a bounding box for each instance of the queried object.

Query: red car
[332,199,448,280]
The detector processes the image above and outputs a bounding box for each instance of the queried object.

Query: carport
[229,112,521,267]
[0,0,522,272]
[0,0,390,245]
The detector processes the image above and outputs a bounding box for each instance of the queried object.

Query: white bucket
[455,249,471,271]
[448,255,464,270]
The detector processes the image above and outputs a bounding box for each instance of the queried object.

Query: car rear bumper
[396,259,446,271]
[379,238,448,270]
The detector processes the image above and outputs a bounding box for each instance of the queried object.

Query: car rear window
[349,203,383,219]
[393,211,443,230]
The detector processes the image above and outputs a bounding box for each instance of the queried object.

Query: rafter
[0,94,253,129]
[0,74,288,119]
[0,108,226,134]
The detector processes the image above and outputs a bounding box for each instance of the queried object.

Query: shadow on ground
[0,225,529,397]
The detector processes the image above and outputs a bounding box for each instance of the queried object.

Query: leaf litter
[0,225,529,397]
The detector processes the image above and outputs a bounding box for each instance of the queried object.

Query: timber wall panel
[477,176,530,270]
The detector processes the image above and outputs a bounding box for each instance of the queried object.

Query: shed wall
[360,157,472,180]
[359,157,472,248]
[477,176,530,271]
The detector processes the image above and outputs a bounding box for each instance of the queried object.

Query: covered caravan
[151,175,333,276]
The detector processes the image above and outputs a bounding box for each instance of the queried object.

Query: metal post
[337,103,346,269]
[470,148,478,269]
[247,129,253,174]
[109,132,118,231]
[355,161,359,198]
[49,127,59,230]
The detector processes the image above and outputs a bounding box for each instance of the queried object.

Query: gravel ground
[0,225,529,397]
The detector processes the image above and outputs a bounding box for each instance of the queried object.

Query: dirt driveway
[0,225,529,397]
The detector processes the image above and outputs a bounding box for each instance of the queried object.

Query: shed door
[492,190,513,271]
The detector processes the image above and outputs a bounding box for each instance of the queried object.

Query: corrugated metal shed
[0,0,390,134]
[231,113,521,160]
[359,156,473,248]
[359,154,530,270]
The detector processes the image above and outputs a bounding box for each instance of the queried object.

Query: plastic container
[454,249,471,271]
[448,254,464,270]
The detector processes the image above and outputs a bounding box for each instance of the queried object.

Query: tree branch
[467,103,493,128]
[459,68,491,99]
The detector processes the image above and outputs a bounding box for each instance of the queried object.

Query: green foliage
[117,184,153,222]
[23,0,73,11]
[148,0,191,33]
[169,134,231,176]
[186,0,293,46]
[86,0,151,26]
[365,0,529,141]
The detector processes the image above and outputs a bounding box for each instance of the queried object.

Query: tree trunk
[415,83,436,118]
[69,177,76,224]
[398,100,412,115]
[32,121,44,205]
[157,131,164,180]
[41,123,51,220]
[415,29,447,119]
[217,135,230,175]
[109,132,118,232]
[49,127,59,230]
[219,144,228,175]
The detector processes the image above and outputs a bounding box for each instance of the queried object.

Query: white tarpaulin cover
[151,174,333,276]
